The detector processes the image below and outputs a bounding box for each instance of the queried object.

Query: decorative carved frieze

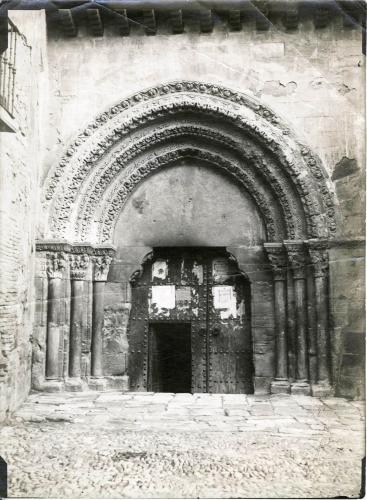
[36,241,114,257]
[264,243,287,281]
[42,81,336,244]
[36,241,72,253]
[13,2,359,39]
[307,239,329,278]
[75,125,303,242]
[93,255,112,282]
[93,245,116,257]
[69,254,90,280]
[284,240,307,280]
[46,252,67,279]
[98,147,281,243]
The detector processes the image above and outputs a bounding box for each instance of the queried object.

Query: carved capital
[69,254,90,280]
[264,243,287,281]
[307,239,329,278]
[93,255,112,282]
[46,252,67,279]
[284,240,307,280]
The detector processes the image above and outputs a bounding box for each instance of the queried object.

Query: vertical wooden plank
[128,284,148,391]
[208,254,254,394]
[190,253,207,393]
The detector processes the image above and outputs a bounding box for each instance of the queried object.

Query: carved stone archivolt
[41,81,337,245]
[73,125,306,242]
[98,147,282,242]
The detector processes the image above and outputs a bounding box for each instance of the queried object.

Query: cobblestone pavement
[0,392,365,498]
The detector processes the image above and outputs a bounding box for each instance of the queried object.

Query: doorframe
[147,320,192,393]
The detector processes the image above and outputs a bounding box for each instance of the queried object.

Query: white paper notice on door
[151,285,176,312]
[212,285,237,319]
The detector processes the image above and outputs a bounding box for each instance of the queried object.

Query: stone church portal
[32,81,338,397]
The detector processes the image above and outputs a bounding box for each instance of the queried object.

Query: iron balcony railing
[0,19,18,117]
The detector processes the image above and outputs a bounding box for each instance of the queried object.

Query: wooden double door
[128,248,254,394]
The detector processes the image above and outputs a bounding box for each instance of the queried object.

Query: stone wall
[41,16,364,398]
[44,19,364,218]
[0,8,364,410]
[0,11,48,419]
[44,18,364,397]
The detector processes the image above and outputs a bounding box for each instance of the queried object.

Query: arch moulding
[33,81,338,398]
[40,80,337,245]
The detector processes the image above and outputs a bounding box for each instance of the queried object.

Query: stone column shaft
[264,243,290,393]
[46,252,67,380]
[308,240,331,394]
[285,241,310,395]
[91,281,105,377]
[274,278,288,379]
[69,254,90,379]
[294,277,308,380]
[306,275,318,384]
[46,277,62,379]
[91,255,112,378]
[315,275,329,381]
[69,280,85,378]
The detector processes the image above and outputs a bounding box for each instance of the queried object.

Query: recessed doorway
[148,323,191,393]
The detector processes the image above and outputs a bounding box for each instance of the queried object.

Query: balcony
[0,18,18,132]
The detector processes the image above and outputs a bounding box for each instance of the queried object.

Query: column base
[65,377,87,392]
[291,380,311,396]
[311,382,334,398]
[270,379,291,394]
[38,380,64,393]
[253,376,272,395]
[88,377,108,391]
[105,375,129,391]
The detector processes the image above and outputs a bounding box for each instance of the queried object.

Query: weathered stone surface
[0,11,47,420]
[3,392,364,498]
[0,3,365,421]
[332,156,359,181]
